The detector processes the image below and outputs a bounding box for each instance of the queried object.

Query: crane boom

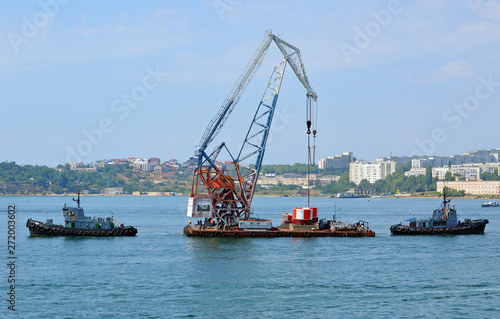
[197,31,317,157]
[197,31,273,154]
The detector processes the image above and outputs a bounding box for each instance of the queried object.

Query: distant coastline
[2,193,497,200]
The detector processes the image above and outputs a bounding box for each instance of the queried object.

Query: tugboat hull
[27,219,137,237]
[390,219,488,235]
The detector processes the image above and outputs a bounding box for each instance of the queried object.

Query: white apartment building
[451,166,481,180]
[404,168,426,177]
[404,167,450,180]
[412,157,448,169]
[257,174,340,188]
[375,156,418,169]
[405,163,500,181]
[318,152,353,170]
[433,167,450,180]
[411,149,500,169]
[134,158,151,172]
[349,161,396,185]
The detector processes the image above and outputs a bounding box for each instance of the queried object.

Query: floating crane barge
[184,31,374,238]
[184,214,375,238]
[184,226,374,238]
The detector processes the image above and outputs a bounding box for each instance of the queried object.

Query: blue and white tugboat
[390,191,488,235]
[26,190,137,237]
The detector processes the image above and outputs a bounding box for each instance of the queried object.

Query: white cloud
[468,0,500,20]
[438,61,473,76]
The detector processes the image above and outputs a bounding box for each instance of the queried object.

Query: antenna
[72,186,80,208]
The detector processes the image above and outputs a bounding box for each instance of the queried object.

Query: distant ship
[481,201,499,207]
[335,192,367,198]
[26,190,137,237]
[390,191,488,235]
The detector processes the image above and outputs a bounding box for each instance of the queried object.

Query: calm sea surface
[1,195,499,318]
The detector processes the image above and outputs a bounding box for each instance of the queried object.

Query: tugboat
[26,190,137,237]
[390,191,488,235]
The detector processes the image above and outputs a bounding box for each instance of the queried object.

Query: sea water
[1,196,499,318]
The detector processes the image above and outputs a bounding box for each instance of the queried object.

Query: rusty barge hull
[183,225,375,238]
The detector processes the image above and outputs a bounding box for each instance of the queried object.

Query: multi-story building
[437,181,500,195]
[411,149,500,169]
[349,161,396,185]
[317,175,341,186]
[405,163,500,181]
[433,167,450,180]
[149,158,161,165]
[102,187,124,195]
[134,159,151,172]
[412,157,448,169]
[153,165,169,173]
[450,166,481,181]
[404,167,450,179]
[376,156,419,169]
[404,168,426,177]
[257,173,339,188]
[318,152,353,170]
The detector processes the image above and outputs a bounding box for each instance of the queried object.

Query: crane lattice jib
[197,31,318,153]
[271,35,317,102]
[198,32,273,151]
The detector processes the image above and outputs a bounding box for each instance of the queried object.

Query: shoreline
[1,193,497,200]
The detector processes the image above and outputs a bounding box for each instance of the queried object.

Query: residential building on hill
[405,163,500,181]
[134,158,151,172]
[411,149,500,169]
[257,173,340,188]
[318,152,353,170]
[149,158,161,165]
[375,156,419,169]
[349,161,396,185]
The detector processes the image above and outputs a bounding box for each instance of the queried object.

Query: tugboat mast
[73,186,81,208]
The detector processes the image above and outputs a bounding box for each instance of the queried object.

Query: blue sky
[1,0,499,167]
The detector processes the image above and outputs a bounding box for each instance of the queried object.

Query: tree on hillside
[402,175,417,192]
[481,169,500,181]
[397,161,411,175]
[357,179,372,193]
[425,165,433,189]
[444,171,454,181]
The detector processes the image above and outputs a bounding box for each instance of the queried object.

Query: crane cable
[306,96,317,207]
